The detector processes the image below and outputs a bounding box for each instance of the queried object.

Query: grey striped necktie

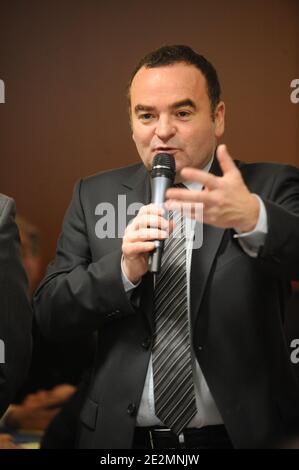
[152,184,197,435]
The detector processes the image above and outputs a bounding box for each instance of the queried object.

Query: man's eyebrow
[134,99,197,114]
[134,104,156,113]
[172,99,197,110]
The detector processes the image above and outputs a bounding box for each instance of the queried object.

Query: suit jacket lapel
[190,156,226,330]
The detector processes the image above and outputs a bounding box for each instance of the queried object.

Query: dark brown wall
[0,0,298,272]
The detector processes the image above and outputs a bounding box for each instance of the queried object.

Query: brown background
[0,0,298,273]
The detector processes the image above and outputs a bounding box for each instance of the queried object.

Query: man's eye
[177,111,191,118]
[139,113,153,120]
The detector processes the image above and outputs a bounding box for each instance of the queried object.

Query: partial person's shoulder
[0,193,15,218]
[68,162,146,204]
[236,160,299,195]
[237,160,299,180]
[237,159,297,173]
[75,162,145,199]
[82,162,143,187]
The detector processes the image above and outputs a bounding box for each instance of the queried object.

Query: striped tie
[152,186,197,435]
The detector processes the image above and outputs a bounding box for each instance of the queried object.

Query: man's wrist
[235,194,260,233]
[121,257,141,286]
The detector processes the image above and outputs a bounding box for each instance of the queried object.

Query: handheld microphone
[148,153,176,274]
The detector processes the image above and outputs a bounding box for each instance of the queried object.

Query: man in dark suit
[0,194,32,418]
[33,45,299,449]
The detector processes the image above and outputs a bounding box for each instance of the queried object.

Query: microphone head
[151,153,176,181]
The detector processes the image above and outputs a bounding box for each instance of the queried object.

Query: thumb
[216,144,237,175]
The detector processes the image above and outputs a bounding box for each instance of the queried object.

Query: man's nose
[155,116,176,140]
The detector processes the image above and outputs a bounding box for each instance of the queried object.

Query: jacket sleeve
[259,164,299,280]
[0,196,32,417]
[33,180,137,340]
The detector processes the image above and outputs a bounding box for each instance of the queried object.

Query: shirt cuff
[121,256,141,293]
[233,195,268,257]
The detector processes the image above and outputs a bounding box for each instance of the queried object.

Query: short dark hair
[128,44,221,114]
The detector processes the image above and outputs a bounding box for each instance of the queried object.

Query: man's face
[130,62,225,181]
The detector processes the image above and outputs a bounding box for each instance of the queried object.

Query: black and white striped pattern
[153,191,197,435]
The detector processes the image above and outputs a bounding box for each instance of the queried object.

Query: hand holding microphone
[122,153,175,283]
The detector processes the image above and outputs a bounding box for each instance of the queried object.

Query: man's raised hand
[165,144,259,232]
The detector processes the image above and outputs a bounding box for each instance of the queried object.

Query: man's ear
[214,101,225,138]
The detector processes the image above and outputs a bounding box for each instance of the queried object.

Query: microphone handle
[148,175,172,274]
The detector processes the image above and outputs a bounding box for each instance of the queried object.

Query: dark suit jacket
[0,194,32,417]
[34,158,299,448]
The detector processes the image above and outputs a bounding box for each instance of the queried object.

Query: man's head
[128,45,225,180]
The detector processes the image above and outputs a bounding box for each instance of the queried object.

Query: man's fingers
[139,203,165,216]
[216,144,237,175]
[131,214,169,231]
[124,241,156,256]
[126,227,169,242]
